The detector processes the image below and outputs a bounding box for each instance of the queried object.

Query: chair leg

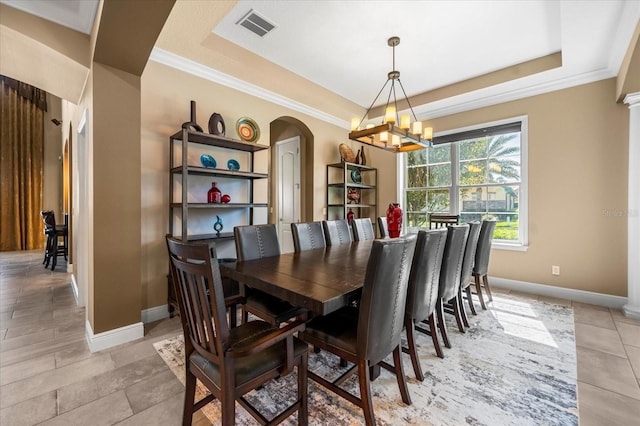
[474,274,487,310]
[428,314,444,358]
[483,274,493,302]
[392,346,411,405]
[465,285,477,315]
[451,296,465,333]
[436,299,451,349]
[183,369,197,426]
[457,289,470,328]
[357,360,376,426]
[298,352,309,426]
[51,236,58,271]
[405,318,424,381]
[221,383,235,426]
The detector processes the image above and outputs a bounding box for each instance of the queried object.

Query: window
[401,116,527,249]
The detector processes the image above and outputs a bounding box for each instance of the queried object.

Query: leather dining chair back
[458,221,482,319]
[472,219,498,310]
[291,221,326,252]
[234,224,308,326]
[435,224,469,350]
[300,235,417,426]
[351,217,375,241]
[404,229,447,373]
[377,216,389,238]
[166,236,309,426]
[322,219,353,246]
[234,224,281,261]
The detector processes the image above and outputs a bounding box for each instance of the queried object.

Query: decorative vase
[386,203,403,238]
[355,148,362,165]
[207,182,222,203]
[208,112,226,136]
[213,216,223,236]
[361,148,367,166]
[181,100,203,132]
[221,194,231,203]
[347,208,355,224]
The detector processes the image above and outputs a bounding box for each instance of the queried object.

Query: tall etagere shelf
[326,161,377,222]
[169,128,270,242]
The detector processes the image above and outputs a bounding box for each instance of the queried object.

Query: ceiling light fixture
[348,36,433,153]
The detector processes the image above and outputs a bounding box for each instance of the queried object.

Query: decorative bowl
[227,159,240,171]
[351,169,362,184]
[200,154,216,168]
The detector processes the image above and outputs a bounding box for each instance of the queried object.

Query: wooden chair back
[429,214,459,229]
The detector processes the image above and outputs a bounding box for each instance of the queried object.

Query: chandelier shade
[348,36,433,153]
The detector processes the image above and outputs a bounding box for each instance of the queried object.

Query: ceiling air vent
[236,9,276,37]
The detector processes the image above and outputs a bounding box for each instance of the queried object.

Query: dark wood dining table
[219,239,374,317]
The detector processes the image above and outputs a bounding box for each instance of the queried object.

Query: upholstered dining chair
[291,221,326,252]
[377,216,389,238]
[404,228,447,377]
[453,221,481,325]
[300,235,417,426]
[351,217,375,241]
[471,219,498,310]
[435,224,469,349]
[428,214,459,229]
[322,219,353,246]
[234,224,308,326]
[166,236,308,426]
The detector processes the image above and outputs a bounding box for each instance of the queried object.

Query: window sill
[493,242,528,252]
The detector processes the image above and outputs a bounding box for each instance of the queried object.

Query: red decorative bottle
[386,203,403,238]
[207,182,222,203]
[347,208,355,224]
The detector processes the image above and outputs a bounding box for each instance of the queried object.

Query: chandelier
[348,36,433,153]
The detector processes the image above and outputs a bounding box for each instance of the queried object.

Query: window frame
[398,115,528,251]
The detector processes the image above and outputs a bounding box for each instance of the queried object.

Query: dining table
[219,239,374,318]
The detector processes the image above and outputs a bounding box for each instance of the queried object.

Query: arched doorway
[270,117,314,252]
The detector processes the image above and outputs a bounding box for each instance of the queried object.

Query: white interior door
[276,137,300,253]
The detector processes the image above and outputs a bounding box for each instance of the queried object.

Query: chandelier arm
[357,79,392,127]
[391,81,400,124]
[396,78,419,122]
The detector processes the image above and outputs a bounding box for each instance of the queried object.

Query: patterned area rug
[154,293,578,425]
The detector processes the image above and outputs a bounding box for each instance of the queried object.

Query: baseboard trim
[141,304,170,324]
[490,276,628,309]
[70,274,79,305]
[623,303,640,320]
[85,320,144,353]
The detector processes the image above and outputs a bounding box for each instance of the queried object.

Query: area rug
[154,293,578,425]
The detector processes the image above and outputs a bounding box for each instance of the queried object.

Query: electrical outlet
[552,265,560,276]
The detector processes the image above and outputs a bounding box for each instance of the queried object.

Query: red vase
[386,203,403,238]
[207,182,222,203]
[347,208,355,224]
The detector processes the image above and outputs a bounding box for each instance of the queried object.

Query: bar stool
[40,211,68,271]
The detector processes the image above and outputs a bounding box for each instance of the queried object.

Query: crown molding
[151,48,616,130]
[624,92,640,107]
[149,48,349,129]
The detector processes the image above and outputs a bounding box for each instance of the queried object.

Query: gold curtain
[0,76,46,251]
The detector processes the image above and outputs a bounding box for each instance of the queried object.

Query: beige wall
[141,61,355,309]
[43,94,63,220]
[141,65,629,310]
[424,78,628,296]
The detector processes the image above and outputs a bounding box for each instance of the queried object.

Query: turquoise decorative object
[213,215,223,236]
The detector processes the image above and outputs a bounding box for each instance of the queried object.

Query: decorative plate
[200,154,216,168]
[351,169,362,184]
[236,117,260,142]
[227,159,240,171]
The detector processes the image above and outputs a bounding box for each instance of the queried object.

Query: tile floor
[1,250,639,425]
